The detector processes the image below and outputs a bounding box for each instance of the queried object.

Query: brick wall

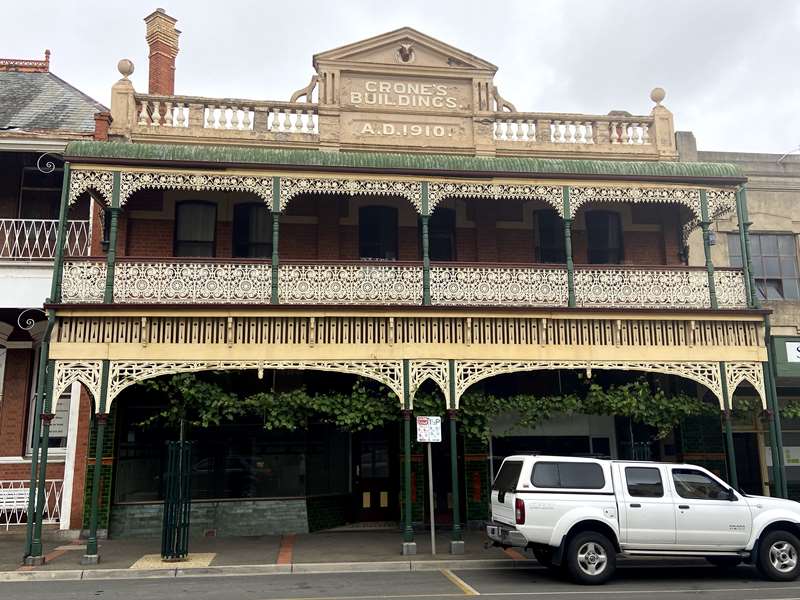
[123,219,172,256]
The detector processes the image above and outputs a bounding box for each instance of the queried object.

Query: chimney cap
[144,8,177,24]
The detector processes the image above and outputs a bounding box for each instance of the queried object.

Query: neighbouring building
[0,51,107,538]
[681,133,800,498]
[11,9,785,565]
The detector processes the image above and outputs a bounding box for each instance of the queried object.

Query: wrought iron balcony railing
[0,219,90,260]
[59,257,748,310]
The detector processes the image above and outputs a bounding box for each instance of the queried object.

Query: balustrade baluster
[165,102,174,127]
[138,101,149,126]
[301,108,309,133]
[242,106,252,130]
[509,119,518,141]
[586,121,595,143]
[610,121,619,144]
[204,105,214,128]
[307,109,316,133]
[151,101,161,127]
[176,103,186,127]
[642,123,650,144]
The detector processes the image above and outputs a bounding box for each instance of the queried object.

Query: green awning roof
[65,140,745,182]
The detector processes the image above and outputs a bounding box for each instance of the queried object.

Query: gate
[161,441,192,560]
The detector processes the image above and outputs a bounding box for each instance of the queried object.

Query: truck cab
[487,455,800,585]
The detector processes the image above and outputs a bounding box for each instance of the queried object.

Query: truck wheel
[758,530,800,581]
[565,531,616,585]
[706,556,741,569]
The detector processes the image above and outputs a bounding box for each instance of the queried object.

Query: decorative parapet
[429,265,568,307]
[278,262,423,305]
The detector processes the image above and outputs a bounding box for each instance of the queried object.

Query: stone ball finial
[650,87,666,105]
[117,59,134,79]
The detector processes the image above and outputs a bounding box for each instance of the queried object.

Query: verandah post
[447,359,463,554]
[421,182,431,306]
[271,176,281,304]
[83,360,110,564]
[719,362,738,489]
[562,186,575,307]
[103,172,121,303]
[401,359,416,555]
[27,359,56,562]
[699,189,718,309]
[735,188,755,308]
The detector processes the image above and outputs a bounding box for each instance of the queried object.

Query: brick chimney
[144,8,180,95]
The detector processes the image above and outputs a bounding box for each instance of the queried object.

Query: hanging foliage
[137,372,716,441]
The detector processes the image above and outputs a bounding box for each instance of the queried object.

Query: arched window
[174,201,216,257]
[585,210,623,264]
[233,203,272,258]
[359,206,398,260]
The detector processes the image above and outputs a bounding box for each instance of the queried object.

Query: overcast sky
[3,0,799,154]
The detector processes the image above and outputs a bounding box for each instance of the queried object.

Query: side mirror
[727,488,738,501]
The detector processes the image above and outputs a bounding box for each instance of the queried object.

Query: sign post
[416,415,442,555]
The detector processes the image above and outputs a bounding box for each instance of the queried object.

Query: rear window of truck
[531,461,605,489]
[492,460,523,492]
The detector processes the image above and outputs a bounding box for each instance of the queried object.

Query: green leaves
[137,372,716,443]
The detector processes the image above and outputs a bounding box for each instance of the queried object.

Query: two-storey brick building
[17,10,783,564]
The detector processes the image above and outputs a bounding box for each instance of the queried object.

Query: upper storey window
[233,203,272,258]
[175,201,216,257]
[729,233,799,300]
[586,210,624,264]
[359,206,398,260]
[428,208,456,262]
[534,211,566,263]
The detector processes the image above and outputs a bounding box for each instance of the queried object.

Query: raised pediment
[313,27,497,73]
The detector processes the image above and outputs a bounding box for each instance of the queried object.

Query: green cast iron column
[764,317,788,498]
[719,362,739,489]
[26,165,70,561]
[562,187,575,307]
[103,173,121,303]
[421,182,431,305]
[699,190,718,309]
[271,177,281,304]
[739,187,759,309]
[84,360,110,562]
[29,360,56,560]
[447,360,462,546]
[401,359,414,548]
[735,189,755,308]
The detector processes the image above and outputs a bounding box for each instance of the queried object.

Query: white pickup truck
[487,454,800,584]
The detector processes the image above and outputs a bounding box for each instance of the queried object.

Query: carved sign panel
[341,112,473,147]
[340,73,472,113]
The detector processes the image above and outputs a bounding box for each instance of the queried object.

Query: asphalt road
[7,564,800,600]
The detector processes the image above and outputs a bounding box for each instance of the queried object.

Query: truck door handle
[679,505,690,509]
[630,503,641,508]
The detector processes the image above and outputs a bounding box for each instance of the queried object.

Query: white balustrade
[575,267,714,309]
[0,220,89,260]
[279,263,423,305]
[61,260,106,303]
[430,265,569,307]
[494,113,651,147]
[135,95,318,135]
[0,480,62,530]
[714,269,749,309]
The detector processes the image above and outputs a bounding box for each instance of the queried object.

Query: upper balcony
[58,180,748,311]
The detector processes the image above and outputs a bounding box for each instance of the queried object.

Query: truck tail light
[515,498,525,525]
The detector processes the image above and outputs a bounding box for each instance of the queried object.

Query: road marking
[277,534,296,565]
[503,549,527,560]
[473,585,800,596]
[257,594,463,600]
[440,568,480,596]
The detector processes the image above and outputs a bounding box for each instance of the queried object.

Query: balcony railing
[0,219,90,260]
[0,479,63,530]
[60,258,748,310]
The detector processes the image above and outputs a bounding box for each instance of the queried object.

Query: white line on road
[440,569,480,596]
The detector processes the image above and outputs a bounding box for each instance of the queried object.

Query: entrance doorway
[352,427,399,522]
[733,432,763,495]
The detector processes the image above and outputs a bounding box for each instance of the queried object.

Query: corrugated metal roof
[0,71,107,134]
[65,140,745,181]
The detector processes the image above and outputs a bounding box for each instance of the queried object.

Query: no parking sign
[416,416,442,442]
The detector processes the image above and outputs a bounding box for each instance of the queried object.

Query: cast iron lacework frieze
[51,360,104,411]
[429,265,569,307]
[279,177,422,212]
[68,170,114,205]
[118,171,274,205]
[278,263,423,305]
[426,182,563,215]
[713,270,749,309]
[682,189,738,244]
[569,185,702,220]
[408,360,451,408]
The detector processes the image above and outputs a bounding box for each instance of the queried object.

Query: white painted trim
[60,382,81,530]
[0,138,69,152]
[4,342,33,349]
[0,456,65,464]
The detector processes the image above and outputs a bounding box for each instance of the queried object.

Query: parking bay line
[468,586,800,597]
[440,569,480,596]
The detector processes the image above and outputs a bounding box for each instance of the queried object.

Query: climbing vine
[137,372,716,442]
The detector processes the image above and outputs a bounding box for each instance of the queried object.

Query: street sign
[416,416,442,443]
